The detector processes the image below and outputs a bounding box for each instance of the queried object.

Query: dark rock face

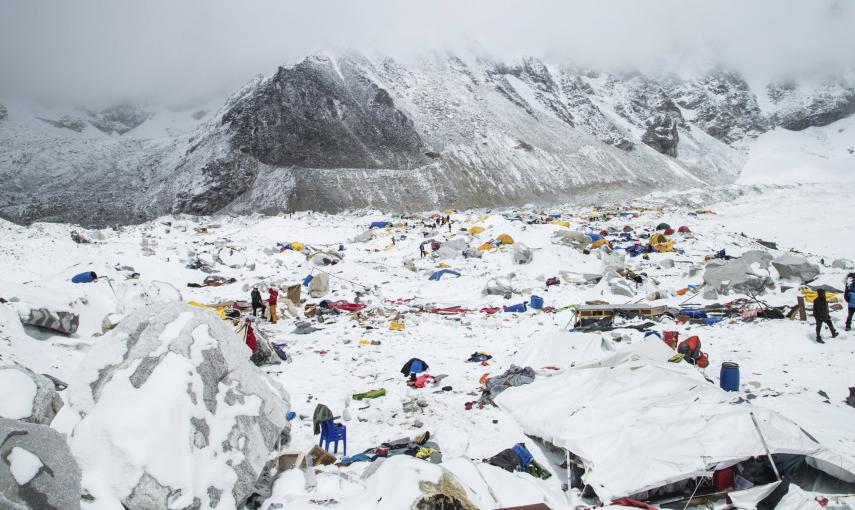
[768,79,855,130]
[222,57,429,170]
[174,157,259,215]
[671,70,768,144]
[0,103,7,122]
[37,115,88,132]
[642,115,679,157]
[87,104,152,135]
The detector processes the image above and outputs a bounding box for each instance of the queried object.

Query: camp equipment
[530,295,544,310]
[720,362,740,391]
[71,271,98,283]
[319,419,347,456]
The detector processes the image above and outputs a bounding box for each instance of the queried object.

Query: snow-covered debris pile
[773,254,821,284]
[0,417,82,510]
[0,365,63,424]
[703,250,774,295]
[66,304,291,509]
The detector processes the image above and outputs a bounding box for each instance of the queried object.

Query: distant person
[845,273,855,331]
[268,287,279,324]
[420,243,427,258]
[813,289,838,343]
[251,288,265,318]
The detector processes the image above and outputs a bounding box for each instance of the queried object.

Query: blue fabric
[429,269,461,281]
[410,359,425,373]
[504,303,527,313]
[512,443,534,468]
[680,308,707,319]
[704,317,723,325]
[644,331,662,339]
[586,233,602,242]
[71,271,97,283]
[370,221,391,229]
[302,275,314,286]
[848,285,855,307]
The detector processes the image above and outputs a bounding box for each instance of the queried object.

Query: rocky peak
[86,104,152,135]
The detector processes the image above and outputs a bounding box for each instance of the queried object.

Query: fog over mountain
[1,0,854,108]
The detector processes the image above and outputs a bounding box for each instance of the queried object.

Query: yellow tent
[648,233,674,252]
[497,233,514,245]
[801,288,839,303]
[552,219,571,228]
[469,226,486,235]
[478,242,496,252]
[476,214,491,223]
[290,241,305,252]
[188,301,226,320]
[590,238,611,250]
[648,233,669,246]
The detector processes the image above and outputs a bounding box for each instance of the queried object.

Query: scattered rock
[0,366,62,425]
[832,258,854,270]
[703,250,774,295]
[773,254,820,283]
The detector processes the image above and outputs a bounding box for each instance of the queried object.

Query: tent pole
[750,411,781,481]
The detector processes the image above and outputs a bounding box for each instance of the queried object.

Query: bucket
[530,295,544,310]
[720,362,740,391]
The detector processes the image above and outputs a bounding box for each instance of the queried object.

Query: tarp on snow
[429,269,461,281]
[71,271,98,283]
[369,221,391,229]
[497,340,855,503]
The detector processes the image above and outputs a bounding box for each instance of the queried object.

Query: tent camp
[497,340,855,503]
[497,234,514,245]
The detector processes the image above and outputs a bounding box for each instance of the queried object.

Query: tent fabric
[477,242,496,252]
[469,226,486,235]
[369,221,391,229]
[429,269,461,281]
[497,234,514,245]
[552,220,571,228]
[497,340,855,503]
[656,222,671,231]
[400,358,429,376]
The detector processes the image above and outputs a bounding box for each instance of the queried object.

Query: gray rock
[703,286,720,300]
[832,258,854,270]
[641,114,679,157]
[67,304,290,509]
[0,365,62,425]
[703,250,775,295]
[773,254,820,283]
[609,277,636,297]
[660,258,675,269]
[0,417,82,510]
[512,243,533,264]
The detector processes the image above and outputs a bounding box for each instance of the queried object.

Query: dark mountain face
[0,53,853,227]
[222,58,429,170]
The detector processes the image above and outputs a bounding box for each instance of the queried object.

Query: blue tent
[71,271,97,283]
[369,221,391,229]
[586,232,602,242]
[428,269,461,281]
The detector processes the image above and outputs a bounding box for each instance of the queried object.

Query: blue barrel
[720,362,740,391]
[71,271,97,283]
[530,295,544,310]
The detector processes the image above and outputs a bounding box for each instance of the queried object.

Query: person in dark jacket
[250,288,265,318]
[845,273,855,331]
[813,289,838,343]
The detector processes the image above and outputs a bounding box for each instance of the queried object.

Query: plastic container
[530,295,544,310]
[720,362,740,391]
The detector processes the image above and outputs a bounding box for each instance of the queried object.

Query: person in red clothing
[243,317,257,353]
[267,287,279,323]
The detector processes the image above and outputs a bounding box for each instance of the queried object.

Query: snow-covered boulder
[113,280,182,314]
[0,365,62,425]
[832,258,854,270]
[512,243,533,264]
[67,304,290,509]
[773,254,820,283]
[552,229,589,249]
[0,417,82,510]
[703,250,775,295]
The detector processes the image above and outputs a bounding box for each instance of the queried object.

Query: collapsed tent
[429,269,461,281]
[369,221,391,229]
[497,340,855,503]
[469,226,486,235]
[20,308,80,335]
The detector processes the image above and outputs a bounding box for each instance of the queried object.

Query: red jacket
[268,288,278,305]
[245,323,257,353]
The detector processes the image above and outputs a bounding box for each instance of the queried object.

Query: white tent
[497,339,855,503]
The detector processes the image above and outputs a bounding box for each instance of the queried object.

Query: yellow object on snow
[389,321,405,331]
[590,238,611,250]
[478,242,496,252]
[497,233,514,245]
[476,214,491,223]
[290,242,305,252]
[187,301,226,320]
[469,226,486,235]
[437,262,452,268]
[359,339,372,345]
[443,209,455,215]
[801,288,838,303]
[552,220,571,228]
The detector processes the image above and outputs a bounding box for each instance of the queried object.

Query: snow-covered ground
[1,182,855,509]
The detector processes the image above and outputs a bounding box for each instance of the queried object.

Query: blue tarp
[71,271,97,283]
[504,303,527,313]
[302,275,314,286]
[429,269,461,281]
[586,233,602,242]
[369,221,391,229]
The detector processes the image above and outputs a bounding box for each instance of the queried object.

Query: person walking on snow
[251,288,265,318]
[814,289,838,343]
[845,273,855,331]
[267,287,279,324]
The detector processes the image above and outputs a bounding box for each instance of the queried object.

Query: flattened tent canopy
[497,340,855,503]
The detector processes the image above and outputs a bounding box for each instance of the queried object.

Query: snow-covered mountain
[1,52,853,227]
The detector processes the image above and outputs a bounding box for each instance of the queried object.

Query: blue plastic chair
[319,419,347,456]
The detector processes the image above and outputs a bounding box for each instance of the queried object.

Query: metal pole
[750,411,781,481]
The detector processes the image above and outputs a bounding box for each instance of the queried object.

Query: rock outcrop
[0,365,62,425]
[67,304,290,509]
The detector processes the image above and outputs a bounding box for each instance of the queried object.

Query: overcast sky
[1,0,853,108]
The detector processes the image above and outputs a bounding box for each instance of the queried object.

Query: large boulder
[703,250,775,295]
[0,417,82,510]
[832,258,854,270]
[773,254,820,283]
[512,243,533,265]
[552,230,590,249]
[67,304,290,509]
[0,365,62,425]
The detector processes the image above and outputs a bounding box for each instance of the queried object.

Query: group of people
[250,287,279,323]
[814,273,855,343]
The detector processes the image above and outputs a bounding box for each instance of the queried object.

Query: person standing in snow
[813,289,838,343]
[251,288,265,318]
[845,273,855,331]
[267,287,279,324]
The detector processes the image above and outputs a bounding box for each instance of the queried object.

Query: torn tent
[401,358,429,376]
[429,269,461,281]
[497,341,855,503]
